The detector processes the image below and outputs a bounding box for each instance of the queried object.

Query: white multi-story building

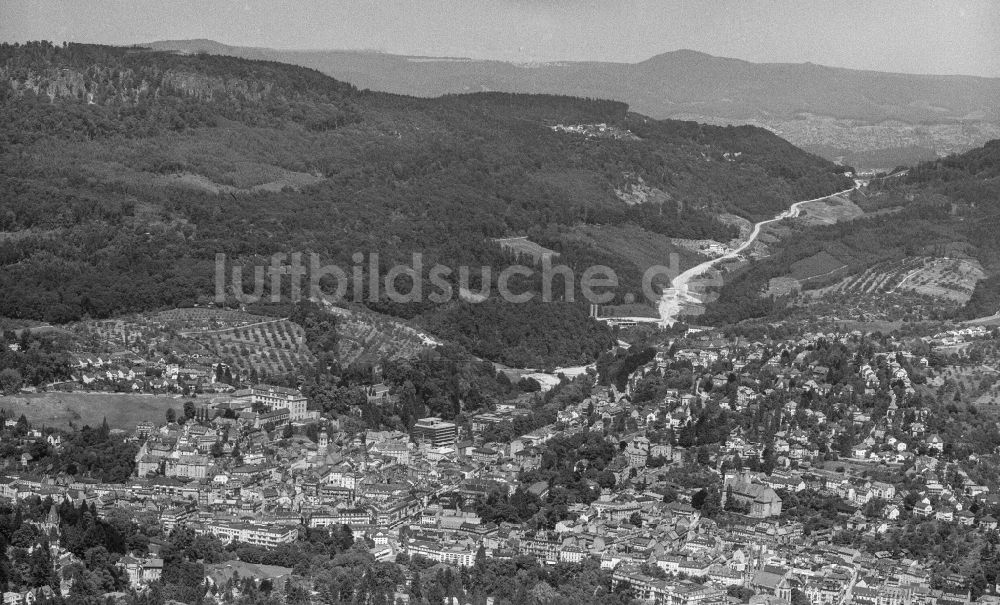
[195,521,298,547]
[251,384,308,421]
[404,539,478,568]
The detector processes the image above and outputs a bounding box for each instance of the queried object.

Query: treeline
[0,329,71,391]
[0,41,360,144]
[597,346,657,390]
[420,301,614,369]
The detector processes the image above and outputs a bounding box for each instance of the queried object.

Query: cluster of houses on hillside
[60,351,233,395]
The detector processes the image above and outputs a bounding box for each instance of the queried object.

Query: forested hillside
[702,140,1000,325]
[907,140,1000,319]
[0,42,850,365]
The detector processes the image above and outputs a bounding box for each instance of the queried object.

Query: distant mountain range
[145,40,1000,169]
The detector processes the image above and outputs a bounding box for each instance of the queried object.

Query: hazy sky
[3,0,999,77]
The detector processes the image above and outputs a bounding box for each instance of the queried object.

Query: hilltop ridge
[143,39,1000,169]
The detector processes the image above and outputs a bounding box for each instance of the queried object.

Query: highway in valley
[655,186,857,326]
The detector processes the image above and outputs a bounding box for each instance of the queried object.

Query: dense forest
[0,41,850,365]
[420,300,614,368]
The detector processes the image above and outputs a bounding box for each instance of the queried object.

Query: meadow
[0,392,186,430]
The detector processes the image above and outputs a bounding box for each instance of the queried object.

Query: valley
[0,28,1000,605]
[656,187,857,325]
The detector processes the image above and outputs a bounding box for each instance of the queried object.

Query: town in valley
[2,2,1000,604]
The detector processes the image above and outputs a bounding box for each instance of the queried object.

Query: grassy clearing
[896,258,984,302]
[790,251,848,281]
[568,224,702,284]
[796,195,865,225]
[491,237,559,264]
[966,315,1000,326]
[154,169,324,194]
[767,276,801,297]
[598,303,660,318]
[0,392,186,430]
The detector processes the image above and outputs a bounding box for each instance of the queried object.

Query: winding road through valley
[657,186,857,325]
[538,186,857,380]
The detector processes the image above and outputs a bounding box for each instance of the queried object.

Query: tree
[0,368,22,394]
[728,586,755,602]
[629,511,642,527]
[165,408,177,424]
[411,568,423,600]
[332,524,354,552]
[183,400,196,420]
[791,589,811,605]
[28,539,57,588]
[691,489,709,509]
[282,423,294,439]
[518,377,542,393]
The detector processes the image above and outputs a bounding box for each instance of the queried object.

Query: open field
[491,237,559,263]
[0,392,186,430]
[766,250,850,295]
[790,250,849,282]
[967,314,1000,326]
[0,318,52,332]
[894,258,984,302]
[767,276,802,297]
[794,194,865,226]
[597,303,660,318]
[568,224,703,286]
